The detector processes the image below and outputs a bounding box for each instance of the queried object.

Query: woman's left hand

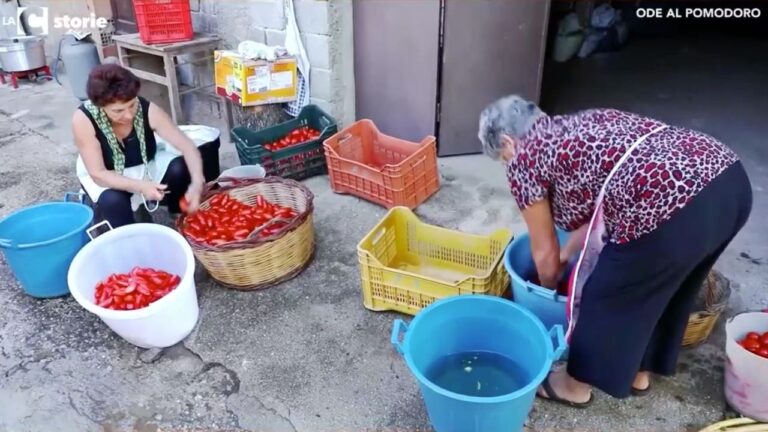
[148,102,208,213]
[184,181,203,213]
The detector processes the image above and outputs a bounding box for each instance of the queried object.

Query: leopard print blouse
[506,109,739,243]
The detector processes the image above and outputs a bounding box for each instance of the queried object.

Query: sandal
[631,382,651,396]
[537,372,594,409]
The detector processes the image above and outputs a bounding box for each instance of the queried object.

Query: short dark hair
[86,64,141,107]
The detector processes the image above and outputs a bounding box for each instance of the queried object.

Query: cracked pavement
[2,34,768,432]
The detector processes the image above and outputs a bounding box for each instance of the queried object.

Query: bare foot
[633,371,650,391]
[537,367,592,404]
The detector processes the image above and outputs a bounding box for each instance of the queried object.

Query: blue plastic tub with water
[391,295,565,432]
[503,230,570,331]
[0,198,94,298]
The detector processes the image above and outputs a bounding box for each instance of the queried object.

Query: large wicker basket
[176,176,315,290]
[682,269,731,347]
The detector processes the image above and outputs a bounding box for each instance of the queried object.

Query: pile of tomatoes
[95,267,181,311]
[181,193,298,246]
[739,330,768,359]
[263,126,321,152]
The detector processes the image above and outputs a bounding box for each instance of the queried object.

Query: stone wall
[190,0,355,126]
[1,0,355,126]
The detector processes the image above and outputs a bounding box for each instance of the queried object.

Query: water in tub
[426,351,530,397]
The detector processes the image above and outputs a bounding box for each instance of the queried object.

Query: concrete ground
[1,33,766,432]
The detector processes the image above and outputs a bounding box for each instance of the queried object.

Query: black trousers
[567,161,752,398]
[92,142,220,228]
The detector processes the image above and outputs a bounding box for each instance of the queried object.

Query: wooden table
[112,33,220,124]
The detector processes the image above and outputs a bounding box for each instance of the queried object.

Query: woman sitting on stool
[73,64,218,227]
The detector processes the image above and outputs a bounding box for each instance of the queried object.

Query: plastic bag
[237,41,287,61]
[558,12,582,36]
[591,3,618,29]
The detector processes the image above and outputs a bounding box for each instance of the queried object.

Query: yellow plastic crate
[357,207,514,315]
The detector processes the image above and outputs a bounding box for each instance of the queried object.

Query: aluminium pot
[0,36,47,72]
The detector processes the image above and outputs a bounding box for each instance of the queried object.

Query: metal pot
[0,36,47,72]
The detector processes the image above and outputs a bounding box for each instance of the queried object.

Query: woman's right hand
[138,181,167,201]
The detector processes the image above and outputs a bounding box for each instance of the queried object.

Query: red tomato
[181,192,300,246]
[758,348,768,358]
[263,126,322,152]
[743,339,761,352]
[760,333,768,346]
[746,332,761,341]
[93,266,181,311]
[179,196,189,213]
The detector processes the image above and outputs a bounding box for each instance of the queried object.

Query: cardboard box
[214,50,298,107]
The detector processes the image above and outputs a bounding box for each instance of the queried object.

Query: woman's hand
[521,199,561,289]
[184,181,203,213]
[560,224,589,264]
[139,181,167,201]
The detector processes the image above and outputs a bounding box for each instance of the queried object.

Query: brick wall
[190,0,355,126]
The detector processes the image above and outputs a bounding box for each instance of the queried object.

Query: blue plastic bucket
[0,200,94,298]
[503,230,570,331]
[391,295,565,432]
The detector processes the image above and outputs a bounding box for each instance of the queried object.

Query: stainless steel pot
[0,36,47,72]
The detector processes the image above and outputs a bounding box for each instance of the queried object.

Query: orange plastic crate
[323,120,440,209]
[133,0,194,45]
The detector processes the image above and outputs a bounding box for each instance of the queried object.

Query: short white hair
[478,95,545,159]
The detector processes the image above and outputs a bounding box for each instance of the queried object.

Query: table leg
[117,44,129,67]
[222,97,234,134]
[0,72,5,85]
[164,53,183,124]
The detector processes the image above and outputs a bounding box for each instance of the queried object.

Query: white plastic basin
[68,223,199,348]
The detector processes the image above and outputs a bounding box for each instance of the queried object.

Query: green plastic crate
[232,105,338,180]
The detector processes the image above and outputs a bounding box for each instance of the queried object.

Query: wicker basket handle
[214,176,262,188]
[704,272,716,308]
[247,216,296,240]
[202,176,261,197]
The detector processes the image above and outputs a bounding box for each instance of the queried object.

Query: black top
[78,96,157,170]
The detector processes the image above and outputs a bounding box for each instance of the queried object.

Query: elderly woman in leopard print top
[479,95,752,407]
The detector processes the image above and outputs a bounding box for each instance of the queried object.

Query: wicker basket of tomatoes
[232,104,338,181]
[176,176,315,290]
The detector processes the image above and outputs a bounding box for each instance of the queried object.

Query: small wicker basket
[682,269,731,347]
[176,176,315,290]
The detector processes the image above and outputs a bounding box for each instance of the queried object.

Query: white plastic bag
[155,125,220,155]
[577,30,607,58]
[591,3,617,29]
[558,12,582,36]
[237,41,287,61]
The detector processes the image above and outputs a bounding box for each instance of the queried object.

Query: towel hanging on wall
[284,0,311,117]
